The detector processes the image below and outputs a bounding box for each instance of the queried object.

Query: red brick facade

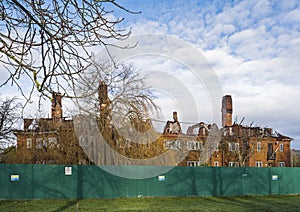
[15,89,292,167]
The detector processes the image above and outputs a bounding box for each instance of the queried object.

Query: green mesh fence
[0,164,300,200]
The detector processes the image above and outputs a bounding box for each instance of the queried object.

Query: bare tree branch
[0,96,22,148]
[74,59,159,124]
[0,0,137,102]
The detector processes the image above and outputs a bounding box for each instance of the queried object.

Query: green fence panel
[0,164,34,199]
[1,164,300,200]
[33,165,77,199]
[240,168,269,196]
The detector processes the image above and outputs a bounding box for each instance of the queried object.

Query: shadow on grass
[1,195,300,211]
[51,199,79,212]
[213,195,300,211]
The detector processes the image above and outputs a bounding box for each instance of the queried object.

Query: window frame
[255,161,263,167]
[35,138,43,149]
[228,161,239,167]
[164,139,181,150]
[26,138,32,149]
[187,161,200,167]
[187,141,202,151]
[228,142,239,151]
[279,143,284,152]
[257,142,261,152]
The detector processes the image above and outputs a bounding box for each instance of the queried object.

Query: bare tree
[0,96,21,149]
[291,149,300,167]
[73,59,163,164]
[0,0,137,101]
[75,59,159,126]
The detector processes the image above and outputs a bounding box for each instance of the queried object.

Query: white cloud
[251,0,273,20]
[126,56,214,126]
[131,21,168,35]
[276,0,299,11]
[282,8,300,24]
[2,0,300,148]
[124,0,300,144]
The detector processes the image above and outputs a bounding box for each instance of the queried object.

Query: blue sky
[1,0,300,148]
[113,0,300,148]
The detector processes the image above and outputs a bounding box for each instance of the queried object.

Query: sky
[1,0,300,148]
[113,0,300,148]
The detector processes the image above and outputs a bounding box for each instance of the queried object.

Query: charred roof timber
[163,111,182,134]
[186,122,211,136]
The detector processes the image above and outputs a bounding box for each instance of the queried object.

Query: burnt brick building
[14,93,90,164]
[15,83,293,167]
[161,95,292,167]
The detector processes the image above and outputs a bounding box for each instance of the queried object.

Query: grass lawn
[1,195,300,211]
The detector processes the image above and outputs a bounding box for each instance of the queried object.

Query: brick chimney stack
[222,95,232,127]
[51,92,63,119]
[98,80,112,124]
[173,111,178,122]
[98,80,108,112]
